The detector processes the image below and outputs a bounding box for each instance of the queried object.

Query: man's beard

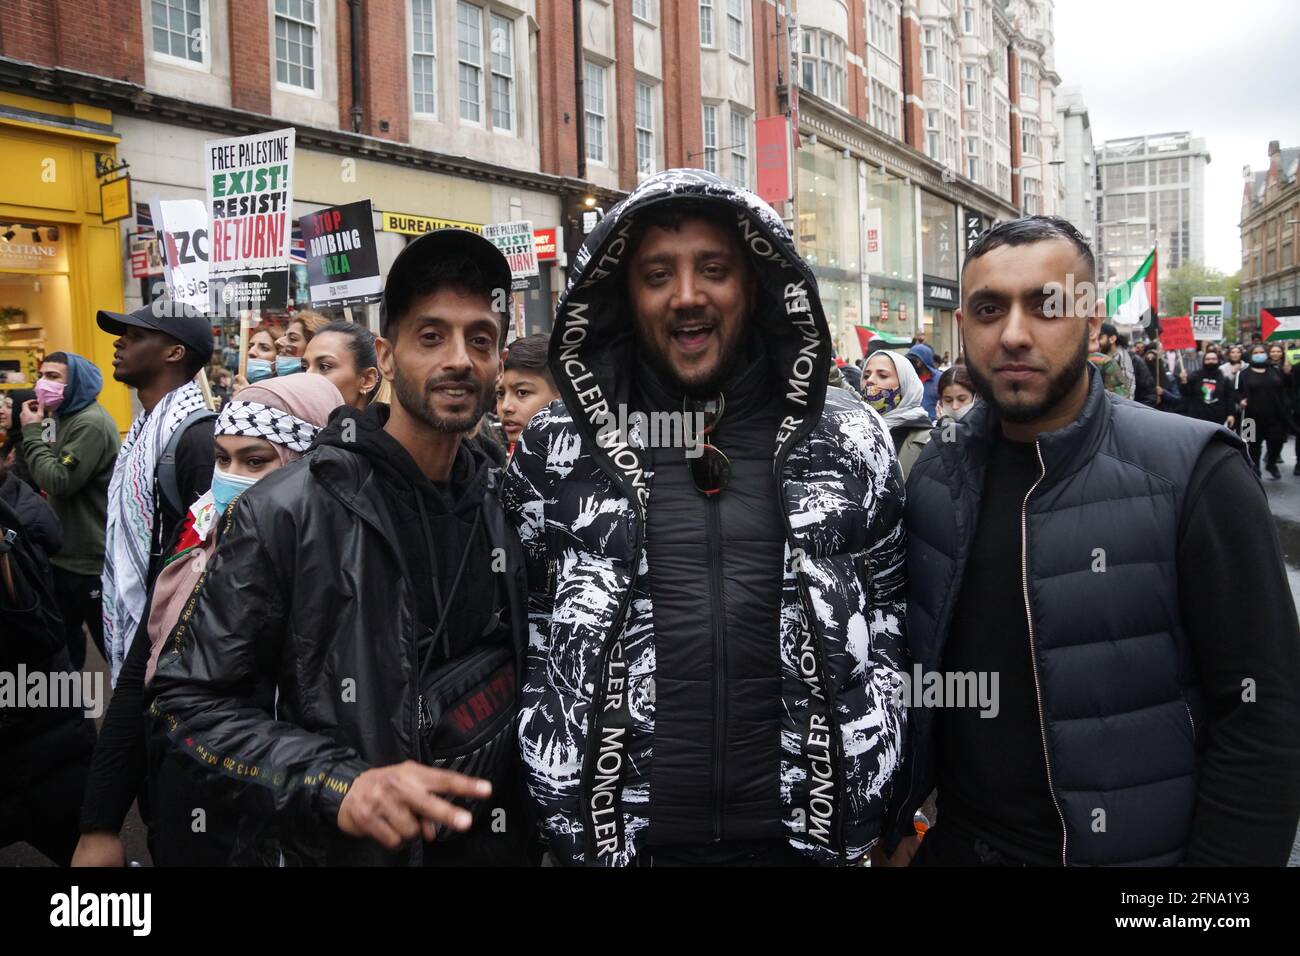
[392,364,493,433]
[966,329,1089,425]
[633,307,748,398]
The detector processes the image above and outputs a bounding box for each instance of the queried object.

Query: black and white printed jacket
[501,169,909,865]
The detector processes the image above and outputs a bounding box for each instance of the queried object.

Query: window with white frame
[635,81,656,175]
[152,0,205,65]
[1021,116,1039,158]
[726,0,746,58]
[729,110,750,187]
[274,0,317,91]
[1019,58,1037,99]
[699,0,715,47]
[457,2,483,122]
[585,60,607,164]
[945,114,959,167]
[963,63,977,108]
[869,79,900,139]
[966,136,979,181]
[922,27,937,76]
[489,13,514,131]
[995,96,1009,143]
[942,30,956,87]
[1024,176,1042,214]
[962,0,976,35]
[633,0,654,23]
[411,0,436,115]
[997,162,1010,197]
[869,0,899,55]
[925,109,940,159]
[702,104,718,173]
[799,29,846,106]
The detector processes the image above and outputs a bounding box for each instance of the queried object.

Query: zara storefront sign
[924,278,959,308]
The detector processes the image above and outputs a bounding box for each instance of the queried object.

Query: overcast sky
[1052,0,1300,274]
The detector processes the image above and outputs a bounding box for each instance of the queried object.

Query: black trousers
[0,737,92,866]
[1247,435,1285,473]
[51,566,105,670]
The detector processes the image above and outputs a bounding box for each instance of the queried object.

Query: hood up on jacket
[549,169,833,514]
[906,343,938,378]
[59,352,104,417]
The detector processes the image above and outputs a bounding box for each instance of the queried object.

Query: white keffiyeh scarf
[102,381,207,684]
[217,400,320,453]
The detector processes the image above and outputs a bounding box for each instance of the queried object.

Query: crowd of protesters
[2,170,1299,869]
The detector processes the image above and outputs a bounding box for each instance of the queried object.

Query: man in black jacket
[150,231,534,865]
[504,170,907,866]
[884,216,1300,866]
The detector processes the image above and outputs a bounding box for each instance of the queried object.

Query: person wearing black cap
[150,230,535,865]
[96,301,216,684]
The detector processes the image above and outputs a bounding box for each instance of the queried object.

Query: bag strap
[155,407,218,522]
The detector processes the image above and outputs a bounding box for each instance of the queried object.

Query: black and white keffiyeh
[217,400,320,452]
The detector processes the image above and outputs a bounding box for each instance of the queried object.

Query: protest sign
[205,128,295,310]
[483,220,539,292]
[149,197,210,310]
[299,200,382,308]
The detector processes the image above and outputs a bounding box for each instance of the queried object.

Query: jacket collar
[937,364,1109,493]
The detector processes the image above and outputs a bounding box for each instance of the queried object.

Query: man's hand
[336,761,491,850]
[18,399,43,428]
[1179,369,1188,384]
[71,831,126,867]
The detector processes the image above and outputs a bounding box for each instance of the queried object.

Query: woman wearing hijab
[1237,343,1292,479]
[72,374,344,867]
[0,387,38,491]
[861,349,933,478]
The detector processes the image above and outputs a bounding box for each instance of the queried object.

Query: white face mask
[949,400,977,421]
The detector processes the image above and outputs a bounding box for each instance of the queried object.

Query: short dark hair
[317,320,379,372]
[42,351,69,366]
[963,215,1095,281]
[627,200,745,264]
[382,255,507,342]
[180,344,207,379]
[503,333,554,386]
[937,362,976,396]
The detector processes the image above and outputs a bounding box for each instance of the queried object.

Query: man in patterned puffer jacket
[502,169,908,866]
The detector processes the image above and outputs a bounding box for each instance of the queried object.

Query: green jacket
[22,403,120,576]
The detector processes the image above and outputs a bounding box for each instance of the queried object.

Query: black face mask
[1204,363,1218,371]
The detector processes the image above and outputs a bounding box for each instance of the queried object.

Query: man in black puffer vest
[883,216,1300,867]
[504,170,908,866]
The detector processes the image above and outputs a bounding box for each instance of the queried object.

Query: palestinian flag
[1106,247,1158,330]
[855,325,911,353]
[1261,305,1300,342]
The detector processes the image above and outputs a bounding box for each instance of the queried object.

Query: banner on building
[149,197,210,310]
[484,220,539,292]
[299,200,382,308]
[204,127,295,310]
[1159,315,1195,351]
[964,211,987,251]
[756,115,792,205]
[380,211,483,236]
[1190,296,1225,341]
[128,232,164,279]
[865,207,883,275]
[534,227,559,261]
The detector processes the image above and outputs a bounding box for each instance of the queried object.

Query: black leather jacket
[149,414,529,865]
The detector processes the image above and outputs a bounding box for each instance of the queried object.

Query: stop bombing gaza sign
[1190,296,1225,341]
[299,200,382,308]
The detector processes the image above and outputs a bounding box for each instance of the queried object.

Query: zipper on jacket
[1021,440,1069,867]
[705,493,727,842]
[1183,700,1196,742]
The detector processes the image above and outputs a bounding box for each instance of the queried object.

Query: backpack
[155,406,218,521]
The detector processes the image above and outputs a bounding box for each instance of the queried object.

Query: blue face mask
[246,358,274,382]
[276,356,304,377]
[210,467,259,514]
[1251,353,1269,366]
